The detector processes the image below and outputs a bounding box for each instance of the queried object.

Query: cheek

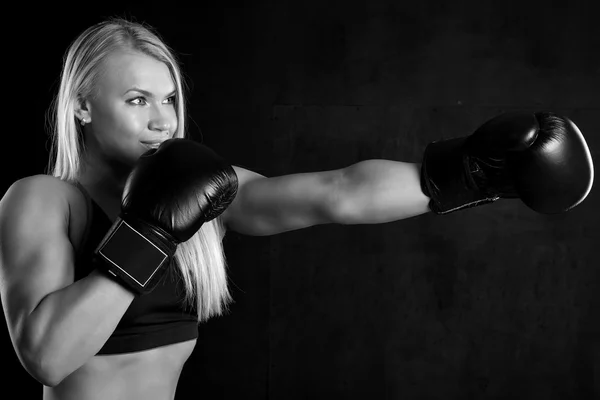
[90,106,149,160]
[95,104,146,139]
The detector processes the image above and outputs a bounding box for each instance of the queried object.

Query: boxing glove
[93,138,238,295]
[420,111,594,214]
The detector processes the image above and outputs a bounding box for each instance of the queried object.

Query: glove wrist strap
[93,216,177,295]
[420,137,499,214]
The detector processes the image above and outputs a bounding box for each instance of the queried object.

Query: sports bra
[72,182,199,355]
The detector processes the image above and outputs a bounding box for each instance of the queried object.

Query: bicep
[0,177,75,347]
[222,166,343,236]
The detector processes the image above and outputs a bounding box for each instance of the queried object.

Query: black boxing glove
[93,138,238,295]
[420,111,594,214]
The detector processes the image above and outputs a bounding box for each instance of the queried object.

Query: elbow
[37,352,67,387]
[18,342,64,387]
[16,315,71,387]
[327,170,359,225]
[331,200,361,225]
[328,192,359,225]
[19,356,57,387]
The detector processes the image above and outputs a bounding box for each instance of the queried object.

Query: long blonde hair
[45,17,232,322]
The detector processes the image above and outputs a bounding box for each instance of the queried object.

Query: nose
[149,119,171,134]
[148,107,176,135]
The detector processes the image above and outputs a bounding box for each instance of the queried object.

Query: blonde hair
[45,17,232,322]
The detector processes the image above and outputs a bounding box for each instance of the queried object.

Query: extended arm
[221,160,430,236]
[222,112,594,236]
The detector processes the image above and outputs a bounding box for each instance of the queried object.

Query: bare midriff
[43,339,196,400]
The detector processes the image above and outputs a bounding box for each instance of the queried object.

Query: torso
[44,340,196,400]
[44,176,197,400]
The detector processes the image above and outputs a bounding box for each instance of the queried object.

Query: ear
[74,97,92,124]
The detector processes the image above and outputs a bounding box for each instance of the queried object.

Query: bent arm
[222,160,430,236]
[0,176,134,387]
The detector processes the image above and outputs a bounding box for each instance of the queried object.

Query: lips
[141,142,164,152]
[141,138,167,147]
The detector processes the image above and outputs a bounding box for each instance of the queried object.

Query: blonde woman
[0,17,593,400]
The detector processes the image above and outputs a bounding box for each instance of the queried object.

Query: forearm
[23,268,135,386]
[336,160,431,224]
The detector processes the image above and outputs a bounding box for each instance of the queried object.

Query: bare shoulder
[1,174,86,216]
[1,175,63,221]
[0,174,88,249]
[2,174,75,201]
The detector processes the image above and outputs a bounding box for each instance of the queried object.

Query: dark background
[2,1,599,399]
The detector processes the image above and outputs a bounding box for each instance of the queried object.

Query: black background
[2,1,599,399]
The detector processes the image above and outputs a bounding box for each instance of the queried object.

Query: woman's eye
[164,96,176,105]
[128,97,147,105]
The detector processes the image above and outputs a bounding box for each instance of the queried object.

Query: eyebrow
[124,87,177,98]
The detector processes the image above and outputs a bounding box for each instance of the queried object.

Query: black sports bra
[73,182,198,354]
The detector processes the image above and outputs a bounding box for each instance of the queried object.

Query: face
[81,50,178,168]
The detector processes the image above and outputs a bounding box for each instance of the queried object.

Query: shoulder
[1,174,84,209]
[1,174,64,209]
[0,174,89,248]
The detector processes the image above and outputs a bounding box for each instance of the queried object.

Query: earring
[80,119,87,126]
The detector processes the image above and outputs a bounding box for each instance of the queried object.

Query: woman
[0,17,593,400]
